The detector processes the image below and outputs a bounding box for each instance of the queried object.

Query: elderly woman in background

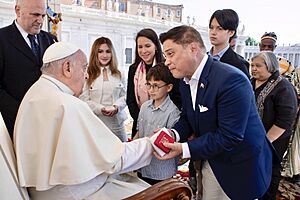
[251,51,298,200]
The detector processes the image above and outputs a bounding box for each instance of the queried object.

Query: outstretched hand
[154,142,182,160]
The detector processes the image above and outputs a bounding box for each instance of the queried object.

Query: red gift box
[154,130,175,153]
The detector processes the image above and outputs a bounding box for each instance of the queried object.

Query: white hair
[251,51,279,73]
[41,51,79,75]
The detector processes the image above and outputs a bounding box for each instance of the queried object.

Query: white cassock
[14,74,153,200]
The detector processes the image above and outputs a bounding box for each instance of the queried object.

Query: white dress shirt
[208,45,229,60]
[174,54,209,158]
[14,20,37,48]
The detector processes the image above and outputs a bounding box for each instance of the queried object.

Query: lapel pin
[200,83,205,88]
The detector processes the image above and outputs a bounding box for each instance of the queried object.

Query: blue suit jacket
[174,56,273,200]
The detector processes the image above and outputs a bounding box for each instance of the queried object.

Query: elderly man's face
[71,51,88,97]
[15,0,46,35]
[163,39,197,79]
[259,39,276,52]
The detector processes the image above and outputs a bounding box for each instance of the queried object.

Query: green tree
[245,37,258,46]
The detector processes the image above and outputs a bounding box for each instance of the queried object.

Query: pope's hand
[154,142,182,160]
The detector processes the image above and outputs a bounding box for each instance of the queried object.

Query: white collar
[101,66,109,70]
[209,45,229,60]
[41,74,74,95]
[15,20,33,40]
[184,54,208,84]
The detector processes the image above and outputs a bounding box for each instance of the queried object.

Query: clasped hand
[101,106,118,117]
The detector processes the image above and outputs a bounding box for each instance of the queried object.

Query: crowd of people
[0,0,299,199]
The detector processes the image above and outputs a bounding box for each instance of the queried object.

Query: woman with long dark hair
[126,28,181,138]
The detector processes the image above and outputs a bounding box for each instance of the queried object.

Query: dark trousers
[259,135,291,200]
[189,160,196,177]
[137,172,162,185]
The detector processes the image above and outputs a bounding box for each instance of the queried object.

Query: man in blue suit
[156,25,273,200]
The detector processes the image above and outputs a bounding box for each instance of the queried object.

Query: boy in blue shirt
[134,63,181,185]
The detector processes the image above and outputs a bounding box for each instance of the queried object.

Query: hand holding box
[150,127,174,157]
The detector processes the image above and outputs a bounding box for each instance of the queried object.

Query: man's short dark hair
[146,62,174,85]
[159,25,205,48]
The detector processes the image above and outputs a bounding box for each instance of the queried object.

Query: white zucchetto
[43,42,79,63]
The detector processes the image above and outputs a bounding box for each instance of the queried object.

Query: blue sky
[154,0,300,45]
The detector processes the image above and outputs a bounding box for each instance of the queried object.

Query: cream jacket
[80,69,127,124]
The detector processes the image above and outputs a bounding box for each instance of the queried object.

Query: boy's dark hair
[209,9,239,39]
[146,62,174,85]
[159,25,205,48]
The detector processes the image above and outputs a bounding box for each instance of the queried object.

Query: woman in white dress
[80,37,127,141]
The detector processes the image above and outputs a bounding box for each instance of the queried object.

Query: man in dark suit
[208,9,250,78]
[229,35,250,71]
[156,25,273,200]
[0,0,56,138]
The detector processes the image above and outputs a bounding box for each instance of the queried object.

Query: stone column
[107,0,112,11]
[100,0,105,10]
[152,4,157,18]
[127,0,130,13]
[114,0,119,12]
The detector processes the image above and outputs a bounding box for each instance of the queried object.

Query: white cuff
[171,129,180,142]
[181,142,191,159]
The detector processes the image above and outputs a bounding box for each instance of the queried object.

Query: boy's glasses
[145,83,167,91]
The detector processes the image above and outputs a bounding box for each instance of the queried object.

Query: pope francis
[14,42,153,200]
